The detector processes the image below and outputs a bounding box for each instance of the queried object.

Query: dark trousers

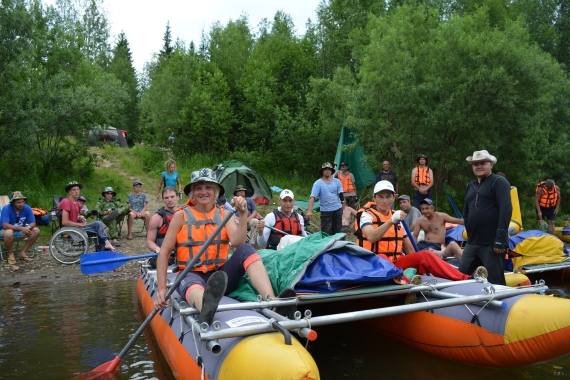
[412,189,432,210]
[320,208,343,236]
[458,243,506,285]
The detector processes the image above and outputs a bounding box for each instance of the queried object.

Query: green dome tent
[214,160,273,204]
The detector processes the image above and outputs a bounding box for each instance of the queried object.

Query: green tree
[80,0,111,67]
[108,31,140,139]
[159,21,173,59]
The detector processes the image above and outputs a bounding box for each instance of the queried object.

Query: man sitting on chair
[95,186,130,247]
[0,191,40,264]
[59,182,115,251]
[127,180,151,240]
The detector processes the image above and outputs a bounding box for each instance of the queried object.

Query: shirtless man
[413,198,464,259]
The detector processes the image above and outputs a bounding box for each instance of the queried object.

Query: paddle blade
[80,252,157,275]
[71,357,121,379]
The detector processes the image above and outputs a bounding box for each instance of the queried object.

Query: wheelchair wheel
[49,227,89,264]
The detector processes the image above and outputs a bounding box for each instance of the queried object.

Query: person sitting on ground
[306,162,344,236]
[153,168,294,323]
[95,187,130,247]
[127,180,152,240]
[535,179,561,234]
[355,181,486,289]
[59,182,116,251]
[233,185,263,244]
[413,198,464,259]
[257,189,307,250]
[333,162,357,208]
[0,191,40,264]
[157,158,182,200]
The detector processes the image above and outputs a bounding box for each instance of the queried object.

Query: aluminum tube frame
[200,286,548,341]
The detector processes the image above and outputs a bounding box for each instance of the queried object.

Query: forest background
[1,0,570,228]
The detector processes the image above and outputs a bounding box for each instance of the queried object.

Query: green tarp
[334,123,376,192]
[294,199,320,212]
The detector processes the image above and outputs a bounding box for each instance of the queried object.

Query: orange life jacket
[414,166,431,186]
[536,181,559,208]
[175,204,230,273]
[354,202,403,262]
[337,171,356,194]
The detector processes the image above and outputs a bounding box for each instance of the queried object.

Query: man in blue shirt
[233,185,263,244]
[306,162,344,235]
[0,191,39,264]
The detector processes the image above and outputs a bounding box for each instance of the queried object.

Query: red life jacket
[267,209,302,249]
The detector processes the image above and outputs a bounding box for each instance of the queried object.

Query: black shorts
[417,241,442,251]
[538,206,556,221]
[177,244,258,300]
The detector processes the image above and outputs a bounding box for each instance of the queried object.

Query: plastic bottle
[35,246,49,252]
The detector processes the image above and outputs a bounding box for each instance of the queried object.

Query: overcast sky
[45,0,323,72]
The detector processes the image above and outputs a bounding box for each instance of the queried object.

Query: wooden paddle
[73,208,236,378]
[80,251,158,275]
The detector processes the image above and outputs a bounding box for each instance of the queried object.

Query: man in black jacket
[459,150,511,285]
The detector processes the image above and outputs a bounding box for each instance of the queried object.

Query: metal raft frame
[140,265,550,353]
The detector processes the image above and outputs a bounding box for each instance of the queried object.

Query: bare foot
[105,241,116,251]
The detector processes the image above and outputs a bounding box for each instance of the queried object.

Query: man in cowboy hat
[459,150,511,285]
[411,154,434,209]
[0,191,40,264]
[95,186,130,246]
[306,162,344,236]
[59,181,116,251]
[233,184,263,244]
[154,168,295,322]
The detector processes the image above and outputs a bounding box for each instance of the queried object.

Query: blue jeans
[81,221,109,251]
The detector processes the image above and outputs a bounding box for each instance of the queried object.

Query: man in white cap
[354,181,486,299]
[256,189,307,250]
[459,150,511,286]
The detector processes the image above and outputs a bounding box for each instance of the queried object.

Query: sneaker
[107,209,119,221]
[198,271,228,327]
[405,275,423,305]
[468,266,488,281]
[274,288,297,319]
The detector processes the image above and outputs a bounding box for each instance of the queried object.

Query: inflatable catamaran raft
[135,233,570,378]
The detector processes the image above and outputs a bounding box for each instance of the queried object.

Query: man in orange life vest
[333,162,357,208]
[153,169,291,325]
[256,189,307,250]
[535,179,561,233]
[355,181,486,286]
[411,154,434,210]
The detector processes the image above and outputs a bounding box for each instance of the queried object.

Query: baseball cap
[280,189,295,200]
[397,195,410,201]
[133,180,143,186]
[373,180,395,194]
[77,196,87,202]
[420,198,434,206]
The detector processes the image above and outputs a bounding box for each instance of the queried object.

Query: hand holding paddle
[75,208,236,378]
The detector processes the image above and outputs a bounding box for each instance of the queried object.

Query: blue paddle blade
[80,251,157,275]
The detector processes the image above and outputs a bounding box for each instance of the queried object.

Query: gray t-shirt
[405,206,422,227]
[128,193,148,212]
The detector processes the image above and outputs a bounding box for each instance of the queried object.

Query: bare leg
[3,230,15,261]
[442,241,462,259]
[127,212,135,237]
[246,260,276,299]
[187,287,205,310]
[548,220,555,234]
[19,227,40,258]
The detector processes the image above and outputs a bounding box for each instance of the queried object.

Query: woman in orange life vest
[357,181,485,283]
[410,154,434,210]
[153,168,281,326]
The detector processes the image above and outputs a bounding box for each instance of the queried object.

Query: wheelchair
[48,196,98,265]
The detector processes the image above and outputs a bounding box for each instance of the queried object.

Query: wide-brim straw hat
[466,150,497,164]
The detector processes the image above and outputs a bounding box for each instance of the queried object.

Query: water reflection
[1,277,569,379]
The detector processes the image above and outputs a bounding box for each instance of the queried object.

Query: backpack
[32,207,51,225]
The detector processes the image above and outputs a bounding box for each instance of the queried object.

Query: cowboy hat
[466,150,497,164]
[65,181,83,193]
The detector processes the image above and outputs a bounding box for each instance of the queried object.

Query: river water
[1,277,570,379]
